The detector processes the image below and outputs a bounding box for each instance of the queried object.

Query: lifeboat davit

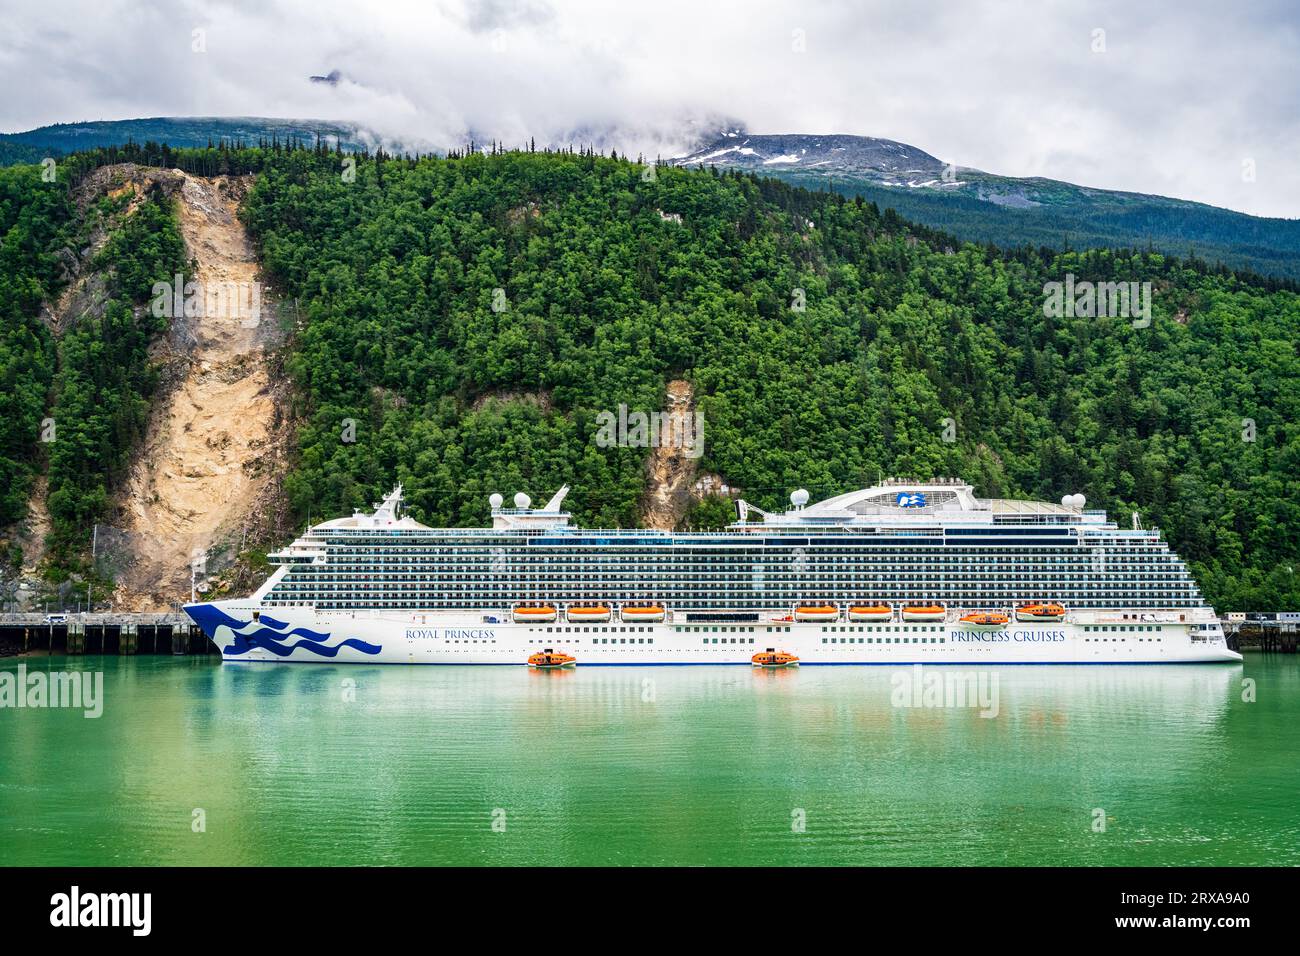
[1016,603,1066,623]
[959,611,1009,631]
[513,604,557,623]
[794,604,839,622]
[902,604,946,622]
[848,603,893,623]
[752,648,799,669]
[620,604,665,622]
[567,604,611,623]
[528,648,576,669]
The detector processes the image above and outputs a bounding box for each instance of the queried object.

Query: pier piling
[0,614,214,658]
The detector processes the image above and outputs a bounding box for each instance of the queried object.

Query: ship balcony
[268,550,324,565]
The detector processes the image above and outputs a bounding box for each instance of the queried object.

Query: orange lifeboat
[959,611,1009,632]
[513,603,557,624]
[794,603,839,622]
[902,603,946,622]
[620,604,665,622]
[567,604,611,623]
[528,648,576,669]
[752,648,800,669]
[848,603,893,623]
[1016,603,1066,623]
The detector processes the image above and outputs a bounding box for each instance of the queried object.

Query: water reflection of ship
[910,662,1243,733]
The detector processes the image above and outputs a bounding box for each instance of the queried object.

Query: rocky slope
[111,170,291,609]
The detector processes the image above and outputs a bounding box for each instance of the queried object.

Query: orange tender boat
[528,648,576,669]
[848,603,893,622]
[959,611,1009,631]
[902,603,946,622]
[752,648,800,669]
[794,604,839,622]
[513,604,557,623]
[1016,602,1066,622]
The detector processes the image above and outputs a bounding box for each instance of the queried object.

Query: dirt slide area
[111,171,287,609]
[640,379,701,530]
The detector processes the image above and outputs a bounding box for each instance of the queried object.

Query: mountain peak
[674,132,947,185]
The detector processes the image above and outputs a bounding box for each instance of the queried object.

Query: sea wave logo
[896,492,926,508]
[185,604,381,658]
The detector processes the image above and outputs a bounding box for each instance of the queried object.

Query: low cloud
[2,0,1297,216]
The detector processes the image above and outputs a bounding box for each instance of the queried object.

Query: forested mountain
[0,117,373,164]
[679,132,1300,281]
[1,142,1297,610]
[10,119,1300,280]
[0,160,188,590]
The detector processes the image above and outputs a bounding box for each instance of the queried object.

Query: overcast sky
[3,0,1297,217]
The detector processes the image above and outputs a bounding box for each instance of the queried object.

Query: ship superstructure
[185,479,1239,665]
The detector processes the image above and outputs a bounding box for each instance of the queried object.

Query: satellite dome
[1072,494,1087,509]
[791,488,810,507]
[489,493,504,510]
[514,492,532,510]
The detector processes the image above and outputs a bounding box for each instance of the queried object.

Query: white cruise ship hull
[185,601,1242,665]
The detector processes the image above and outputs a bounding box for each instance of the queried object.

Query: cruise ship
[184,479,1240,665]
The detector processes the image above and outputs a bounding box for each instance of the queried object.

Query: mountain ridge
[675,131,1300,279]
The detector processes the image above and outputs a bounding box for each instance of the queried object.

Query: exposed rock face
[102,168,292,610]
[640,379,701,530]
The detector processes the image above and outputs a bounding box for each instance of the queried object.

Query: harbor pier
[1222,615,1299,653]
[0,613,213,657]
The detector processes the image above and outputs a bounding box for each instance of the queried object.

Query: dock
[0,613,213,657]
[1223,616,1299,653]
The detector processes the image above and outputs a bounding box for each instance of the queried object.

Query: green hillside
[0,161,188,583]
[2,143,1298,609]
[767,169,1300,282]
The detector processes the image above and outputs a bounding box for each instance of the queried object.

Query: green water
[0,655,1295,866]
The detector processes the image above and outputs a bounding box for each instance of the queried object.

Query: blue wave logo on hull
[185,603,381,658]
[222,630,382,658]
